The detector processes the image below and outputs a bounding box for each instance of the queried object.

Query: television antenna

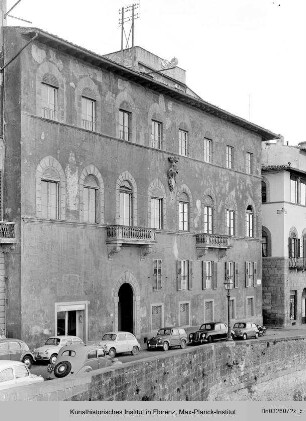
[119,3,140,51]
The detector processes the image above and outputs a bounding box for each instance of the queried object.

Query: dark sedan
[188,322,228,345]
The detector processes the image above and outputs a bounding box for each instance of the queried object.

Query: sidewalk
[263,324,306,339]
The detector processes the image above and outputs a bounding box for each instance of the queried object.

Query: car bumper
[34,354,50,361]
[147,343,163,349]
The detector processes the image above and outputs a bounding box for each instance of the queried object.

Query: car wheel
[243,333,247,340]
[108,348,116,358]
[22,355,34,369]
[131,346,139,355]
[207,336,213,343]
[163,341,169,351]
[54,361,72,378]
[255,332,259,339]
[49,353,58,364]
[180,339,187,349]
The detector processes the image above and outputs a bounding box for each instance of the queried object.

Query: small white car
[99,331,141,358]
[33,335,84,364]
[0,360,43,390]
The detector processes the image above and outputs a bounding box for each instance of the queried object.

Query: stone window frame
[147,179,166,230]
[75,77,101,132]
[203,299,214,323]
[203,190,216,234]
[246,296,255,318]
[36,61,66,122]
[262,226,272,257]
[148,102,165,150]
[79,165,104,224]
[224,195,238,237]
[177,184,193,232]
[245,203,255,238]
[178,300,191,327]
[115,92,136,143]
[36,156,66,220]
[115,171,137,226]
[150,302,164,332]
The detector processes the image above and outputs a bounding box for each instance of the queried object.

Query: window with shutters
[230,298,236,319]
[179,302,190,326]
[82,97,96,131]
[246,297,254,317]
[151,120,162,149]
[204,300,214,322]
[41,82,58,120]
[179,193,189,231]
[177,260,192,290]
[153,259,162,290]
[151,198,163,229]
[226,209,235,236]
[246,205,254,237]
[245,261,257,287]
[119,181,133,226]
[225,261,238,288]
[119,109,131,141]
[83,175,98,223]
[202,261,217,290]
[41,178,59,219]
[288,234,300,258]
[204,205,213,234]
[290,177,299,203]
[151,304,163,331]
[179,129,188,157]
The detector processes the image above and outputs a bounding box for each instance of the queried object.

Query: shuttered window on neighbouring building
[245,261,257,287]
[179,302,190,326]
[151,305,163,331]
[205,300,213,322]
[177,260,192,290]
[202,261,217,289]
[153,259,162,290]
[247,297,254,317]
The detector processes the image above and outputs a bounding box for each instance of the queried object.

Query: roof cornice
[16,27,280,141]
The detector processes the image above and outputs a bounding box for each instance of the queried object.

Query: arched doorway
[118,283,133,333]
[302,289,306,324]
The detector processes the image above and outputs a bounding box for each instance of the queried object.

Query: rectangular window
[181,260,188,290]
[179,302,190,326]
[179,130,188,157]
[204,261,212,289]
[246,211,253,237]
[226,146,234,169]
[245,261,257,287]
[301,181,306,206]
[204,300,213,322]
[151,198,163,229]
[41,83,57,120]
[83,186,97,223]
[151,304,163,331]
[177,260,192,290]
[82,97,96,131]
[204,138,212,163]
[119,191,132,226]
[119,109,130,141]
[153,259,162,290]
[290,178,298,203]
[262,235,268,257]
[246,152,253,174]
[204,206,213,234]
[179,201,189,231]
[246,297,254,317]
[202,261,217,289]
[41,180,59,219]
[226,209,235,236]
[151,120,162,149]
[288,237,300,258]
[290,291,297,320]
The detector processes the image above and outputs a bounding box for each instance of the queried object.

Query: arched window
[41,167,60,219]
[41,74,59,120]
[288,231,300,258]
[204,196,214,234]
[262,181,267,203]
[179,192,189,231]
[246,205,254,237]
[83,175,98,223]
[119,181,133,226]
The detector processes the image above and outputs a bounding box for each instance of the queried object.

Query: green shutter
[245,261,249,287]
[212,262,217,290]
[176,260,182,291]
[234,262,239,288]
[253,262,257,287]
[202,261,207,290]
[188,260,193,290]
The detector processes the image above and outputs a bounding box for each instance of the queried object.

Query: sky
[4,0,306,144]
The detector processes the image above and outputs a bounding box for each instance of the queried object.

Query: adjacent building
[262,138,306,326]
[0,27,278,346]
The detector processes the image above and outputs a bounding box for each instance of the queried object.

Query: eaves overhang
[19,27,280,141]
[262,165,306,177]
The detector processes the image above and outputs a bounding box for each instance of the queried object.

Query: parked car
[147,327,188,351]
[47,344,121,379]
[0,360,43,390]
[98,331,141,358]
[256,324,267,336]
[188,322,228,345]
[0,338,36,368]
[232,322,259,340]
[33,335,84,364]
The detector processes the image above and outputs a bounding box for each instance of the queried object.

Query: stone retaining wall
[1,336,306,401]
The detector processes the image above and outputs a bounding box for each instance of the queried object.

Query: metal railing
[82,119,96,131]
[42,107,57,120]
[289,257,306,270]
[106,225,156,243]
[195,233,230,248]
[0,222,15,240]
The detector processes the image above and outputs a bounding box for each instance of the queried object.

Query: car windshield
[200,324,213,330]
[45,338,60,346]
[234,323,246,328]
[157,329,171,335]
[102,334,116,341]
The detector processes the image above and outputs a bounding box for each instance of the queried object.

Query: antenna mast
[119,3,140,65]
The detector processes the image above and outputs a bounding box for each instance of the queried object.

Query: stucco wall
[1,336,306,401]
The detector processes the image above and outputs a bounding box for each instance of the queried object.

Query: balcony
[289,257,306,270]
[195,233,231,258]
[106,225,156,259]
[0,222,16,244]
